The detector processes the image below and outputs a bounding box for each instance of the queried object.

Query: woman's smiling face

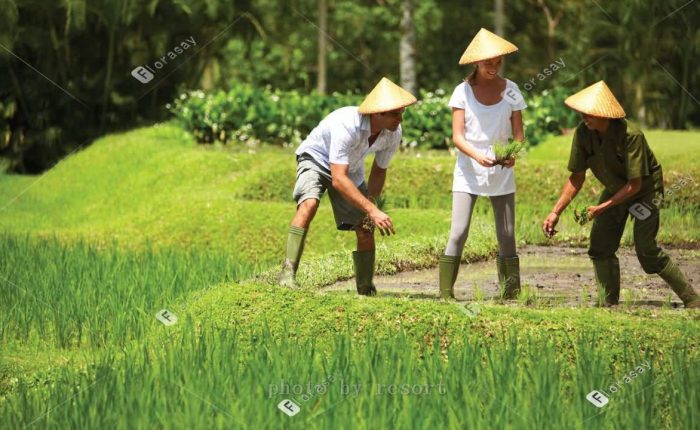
[477,56,503,80]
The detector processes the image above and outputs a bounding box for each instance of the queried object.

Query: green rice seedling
[516,283,537,306]
[3,324,696,429]
[573,205,592,226]
[620,288,642,308]
[580,284,590,307]
[472,283,486,302]
[0,234,255,349]
[493,139,527,166]
[361,196,387,233]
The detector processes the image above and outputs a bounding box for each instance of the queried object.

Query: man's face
[580,113,609,131]
[377,108,405,131]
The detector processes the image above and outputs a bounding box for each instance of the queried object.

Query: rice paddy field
[1,123,699,429]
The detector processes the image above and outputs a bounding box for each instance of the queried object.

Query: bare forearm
[598,182,641,210]
[552,176,584,215]
[511,111,525,141]
[453,135,480,159]
[367,168,386,200]
[333,175,376,213]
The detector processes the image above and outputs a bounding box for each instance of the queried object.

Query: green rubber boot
[500,256,521,300]
[591,257,620,306]
[439,255,460,299]
[496,257,507,297]
[279,226,307,289]
[658,260,700,308]
[353,250,377,296]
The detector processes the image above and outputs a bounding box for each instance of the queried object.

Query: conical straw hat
[459,28,518,65]
[358,77,417,114]
[565,81,626,118]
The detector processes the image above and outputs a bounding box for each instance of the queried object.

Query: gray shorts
[292,154,368,231]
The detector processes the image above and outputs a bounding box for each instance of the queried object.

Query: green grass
[1,122,698,263]
[0,234,254,349]
[2,321,699,429]
[1,123,700,428]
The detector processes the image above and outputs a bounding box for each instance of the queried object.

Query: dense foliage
[169,85,578,148]
[1,0,699,171]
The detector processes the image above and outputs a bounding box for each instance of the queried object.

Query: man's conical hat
[358,77,417,114]
[459,28,518,65]
[565,81,626,118]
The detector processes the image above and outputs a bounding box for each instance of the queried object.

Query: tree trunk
[533,0,562,60]
[100,25,116,134]
[677,44,691,128]
[317,0,328,95]
[494,0,505,36]
[400,0,416,94]
[494,0,505,73]
[547,22,556,60]
[635,82,646,127]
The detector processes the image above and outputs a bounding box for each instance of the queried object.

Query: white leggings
[444,192,516,258]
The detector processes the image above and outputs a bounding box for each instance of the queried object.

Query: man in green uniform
[542,81,700,308]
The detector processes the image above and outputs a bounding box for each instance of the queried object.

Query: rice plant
[573,205,593,226]
[0,234,255,348]
[2,325,697,429]
[493,139,527,166]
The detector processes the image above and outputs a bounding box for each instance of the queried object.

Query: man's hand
[368,208,395,236]
[587,205,606,219]
[542,212,559,238]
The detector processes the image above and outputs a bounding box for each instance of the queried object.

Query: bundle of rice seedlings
[361,196,387,233]
[493,139,527,166]
[573,205,592,226]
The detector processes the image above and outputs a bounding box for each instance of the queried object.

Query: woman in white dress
[439,28,527,300]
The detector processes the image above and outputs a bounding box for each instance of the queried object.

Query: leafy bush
[169,85,579,150]
[522,87,579,144]
[400,88,453,150]
[168,86,362,148]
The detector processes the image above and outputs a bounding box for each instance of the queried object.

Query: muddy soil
[323,246,700,308]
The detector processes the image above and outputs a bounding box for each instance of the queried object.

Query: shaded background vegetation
[1,0,699,172]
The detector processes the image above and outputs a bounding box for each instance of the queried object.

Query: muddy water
[323,246,700,308]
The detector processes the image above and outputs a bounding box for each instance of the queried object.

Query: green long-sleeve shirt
[567,119,664,197]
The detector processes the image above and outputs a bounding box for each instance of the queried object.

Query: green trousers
[588,190,699,306]
[589,191,668,274]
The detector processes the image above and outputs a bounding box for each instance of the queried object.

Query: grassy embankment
[1,123,699,428]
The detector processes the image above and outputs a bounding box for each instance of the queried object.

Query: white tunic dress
[448,79,527,196]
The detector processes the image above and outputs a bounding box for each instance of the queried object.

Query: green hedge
[168,85,577,149]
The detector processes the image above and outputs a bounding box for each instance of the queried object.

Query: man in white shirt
[280,77,417,295]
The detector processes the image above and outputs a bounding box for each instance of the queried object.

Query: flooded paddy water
[324,246,700,308]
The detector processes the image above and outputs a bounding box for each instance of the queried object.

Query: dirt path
[323,246,700,308]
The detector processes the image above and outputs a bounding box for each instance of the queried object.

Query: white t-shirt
[295,106,402,186]
[448,79,527,196]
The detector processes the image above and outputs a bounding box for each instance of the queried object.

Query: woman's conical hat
[459,28,519,65]
[565,81,626,118]
[358,77,417,114]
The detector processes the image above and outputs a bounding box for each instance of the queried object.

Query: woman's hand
[474,152,496,167]
[502,157,516,168]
